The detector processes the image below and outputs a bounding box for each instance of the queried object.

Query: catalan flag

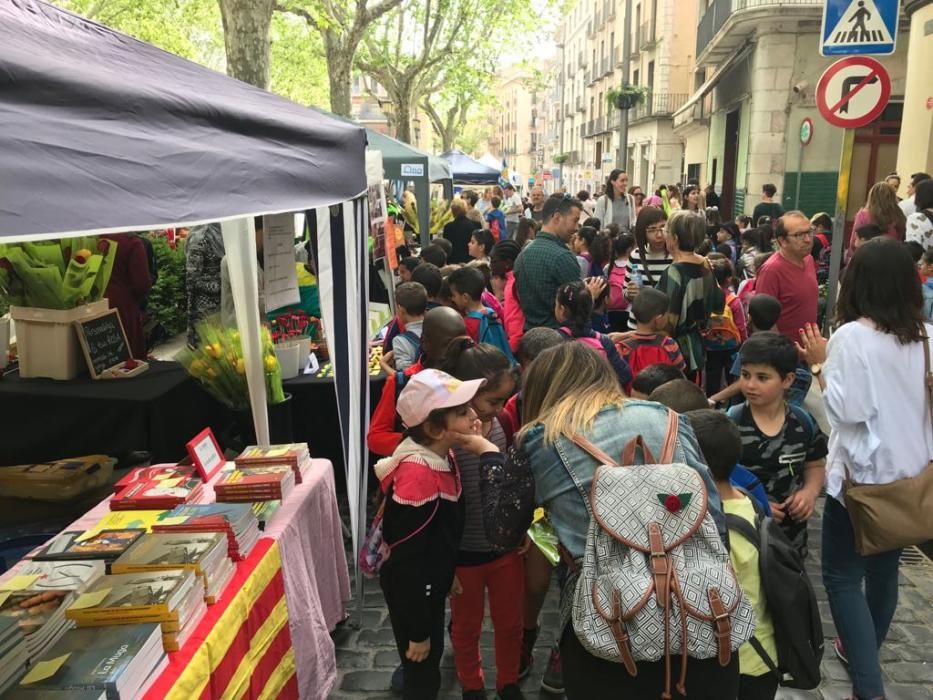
[142,538,297,700]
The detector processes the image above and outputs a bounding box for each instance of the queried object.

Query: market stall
[440,149,502,185]
[365,130,453,246]
[0,0,370,697]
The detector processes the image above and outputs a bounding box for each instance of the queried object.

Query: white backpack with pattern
[569,411,755,698]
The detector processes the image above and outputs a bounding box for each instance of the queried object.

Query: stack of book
[29,530,145,572]
[0,617,27,694]
[0,559,105,662]
[6,623,166,699]
[235,443,311,484]
[110,470,203,511]
[214,465,294,503]
[110,533,234,605]
[65,569,205,653]
[150,504,260,561]
[111,464,196,495]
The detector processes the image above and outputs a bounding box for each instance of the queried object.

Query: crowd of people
[366,171,933,700]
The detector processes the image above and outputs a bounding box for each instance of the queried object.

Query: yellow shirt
[723,495,778,678]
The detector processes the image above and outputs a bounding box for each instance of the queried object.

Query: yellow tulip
[206,367,218,379]
[264,355,278,372]
[236,358,246,374]
[206,343,222,359]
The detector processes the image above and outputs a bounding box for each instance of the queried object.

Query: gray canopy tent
[365,130,453,246]
[440,149,502,185]
[0,3,372,688]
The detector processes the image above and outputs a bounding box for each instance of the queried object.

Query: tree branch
[275,3,322,32]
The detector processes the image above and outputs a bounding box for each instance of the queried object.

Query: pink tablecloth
[54,458,351,700]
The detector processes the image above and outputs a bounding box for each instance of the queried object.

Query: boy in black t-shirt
[727,332,827,556]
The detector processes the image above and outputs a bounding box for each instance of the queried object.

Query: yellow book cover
[76,511,169,542]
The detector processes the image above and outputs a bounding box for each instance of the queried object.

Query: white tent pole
[221,218,270,445]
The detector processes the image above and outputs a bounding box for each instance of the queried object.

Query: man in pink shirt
[754,211,818,404]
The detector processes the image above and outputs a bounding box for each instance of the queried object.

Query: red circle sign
[816,56,891,129]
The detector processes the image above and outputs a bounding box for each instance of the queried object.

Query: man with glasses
[755,211,819,404]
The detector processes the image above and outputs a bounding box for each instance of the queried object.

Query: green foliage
[147,235,188,338]
[54,0,225,68]
[608,85,649,110]
[269,12,329,107]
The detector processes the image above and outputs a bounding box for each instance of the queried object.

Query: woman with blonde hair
[849,182,907,254]
[516,341,731,698]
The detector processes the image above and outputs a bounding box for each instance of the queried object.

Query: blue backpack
[466,309,516,365]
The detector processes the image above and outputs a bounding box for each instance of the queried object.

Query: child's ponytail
[442,336,515,389]
[556,280,594,337]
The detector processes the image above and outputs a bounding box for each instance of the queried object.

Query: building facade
[673,0,914,223]
[487,67,550,190]
[554,0,699,196]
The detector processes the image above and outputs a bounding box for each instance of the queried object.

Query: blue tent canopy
[440,149,502,185]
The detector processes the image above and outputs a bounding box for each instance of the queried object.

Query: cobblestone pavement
[334,388,931,699]
[330,500,933,700]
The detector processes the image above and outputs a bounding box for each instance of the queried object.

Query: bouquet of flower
[176,318,286,410]
[0,237,118,309]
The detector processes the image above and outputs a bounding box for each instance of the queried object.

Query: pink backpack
[608,264,630,311]
[560,327,615,359]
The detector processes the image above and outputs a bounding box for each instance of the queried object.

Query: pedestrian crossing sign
[820,0,899,56]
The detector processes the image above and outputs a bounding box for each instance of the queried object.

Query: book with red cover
[214,466,294,503]
[113,465,196,494]
[111,476,203,510]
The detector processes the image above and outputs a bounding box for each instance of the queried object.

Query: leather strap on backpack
[707,588,733,667]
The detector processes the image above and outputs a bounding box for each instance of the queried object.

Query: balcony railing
[585,69,593,85]
[607,111,621,129]
[640,19,657,49]
[587,20,593,37]
[593,115,608,134]
[611,47,619,68]
[601,55,611,77]
[696,0,821,58]
[579,52,587,68]
[576,96,585,112]
[631,29,641,56]
[566,150,580,165]
[605,0,615,20]
[630,93,689,122]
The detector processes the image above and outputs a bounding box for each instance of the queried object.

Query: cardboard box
[10,300,109,379]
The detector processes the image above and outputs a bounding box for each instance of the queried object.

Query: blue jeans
[822,496,901,699]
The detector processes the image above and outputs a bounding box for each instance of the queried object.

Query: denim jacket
[522,400,726,561]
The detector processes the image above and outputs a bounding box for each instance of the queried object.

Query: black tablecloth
[0,361,230,465]
[284,367,386,492]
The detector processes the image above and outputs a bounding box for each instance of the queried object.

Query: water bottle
[632,266,644,288]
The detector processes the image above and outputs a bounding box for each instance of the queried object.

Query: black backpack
[726,507,824,689]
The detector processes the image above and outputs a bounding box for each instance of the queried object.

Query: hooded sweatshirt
[375,439,470,641]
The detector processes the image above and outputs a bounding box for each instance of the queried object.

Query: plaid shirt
[513,232,582,330]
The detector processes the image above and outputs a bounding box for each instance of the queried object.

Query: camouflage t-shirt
[728,402,828,553]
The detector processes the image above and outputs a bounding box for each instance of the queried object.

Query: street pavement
[332,386,933,699]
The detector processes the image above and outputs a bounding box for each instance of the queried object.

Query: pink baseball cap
[397,369,486,428]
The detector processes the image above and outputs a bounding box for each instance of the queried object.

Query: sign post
[816,56,890,331]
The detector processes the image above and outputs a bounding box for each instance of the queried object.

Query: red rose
[97,239,110,253]
[663,494,682,513]
[124,358,138,370]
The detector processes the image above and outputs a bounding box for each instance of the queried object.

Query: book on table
[0,615,28,695]
[0,559,105,662]
[112,464,197,494]
[150,503,260,561]
[214,465,295,503]
[65,569,198,626]
[110,476,203,511]
[8,623,165,699]
[30,531,145,566]
[110,533,233,604]
[235,443,310,484]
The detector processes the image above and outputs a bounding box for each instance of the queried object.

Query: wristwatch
[810,363,823,376]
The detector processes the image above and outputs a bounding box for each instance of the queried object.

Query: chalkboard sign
[73,309,131,378]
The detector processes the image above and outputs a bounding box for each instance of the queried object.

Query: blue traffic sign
[820,0,899,56]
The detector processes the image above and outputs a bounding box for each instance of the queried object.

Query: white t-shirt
[900,195,916,217]
[504,193,523,222]
[906,210,933,251]
[822,319,933,501]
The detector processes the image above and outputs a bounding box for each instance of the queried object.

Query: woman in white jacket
[798,237,933,700]
[593,169,636,233]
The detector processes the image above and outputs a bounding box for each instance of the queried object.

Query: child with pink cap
[375,368,504,699]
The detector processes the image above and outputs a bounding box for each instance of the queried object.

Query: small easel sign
[73,309,149,379]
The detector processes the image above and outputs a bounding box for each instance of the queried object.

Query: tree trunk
[217,0,275,89]
[441,130,454,152]
[326,32,354,117]
[394,91,413,144]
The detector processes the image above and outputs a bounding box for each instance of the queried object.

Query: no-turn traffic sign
[816,56,890,128]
